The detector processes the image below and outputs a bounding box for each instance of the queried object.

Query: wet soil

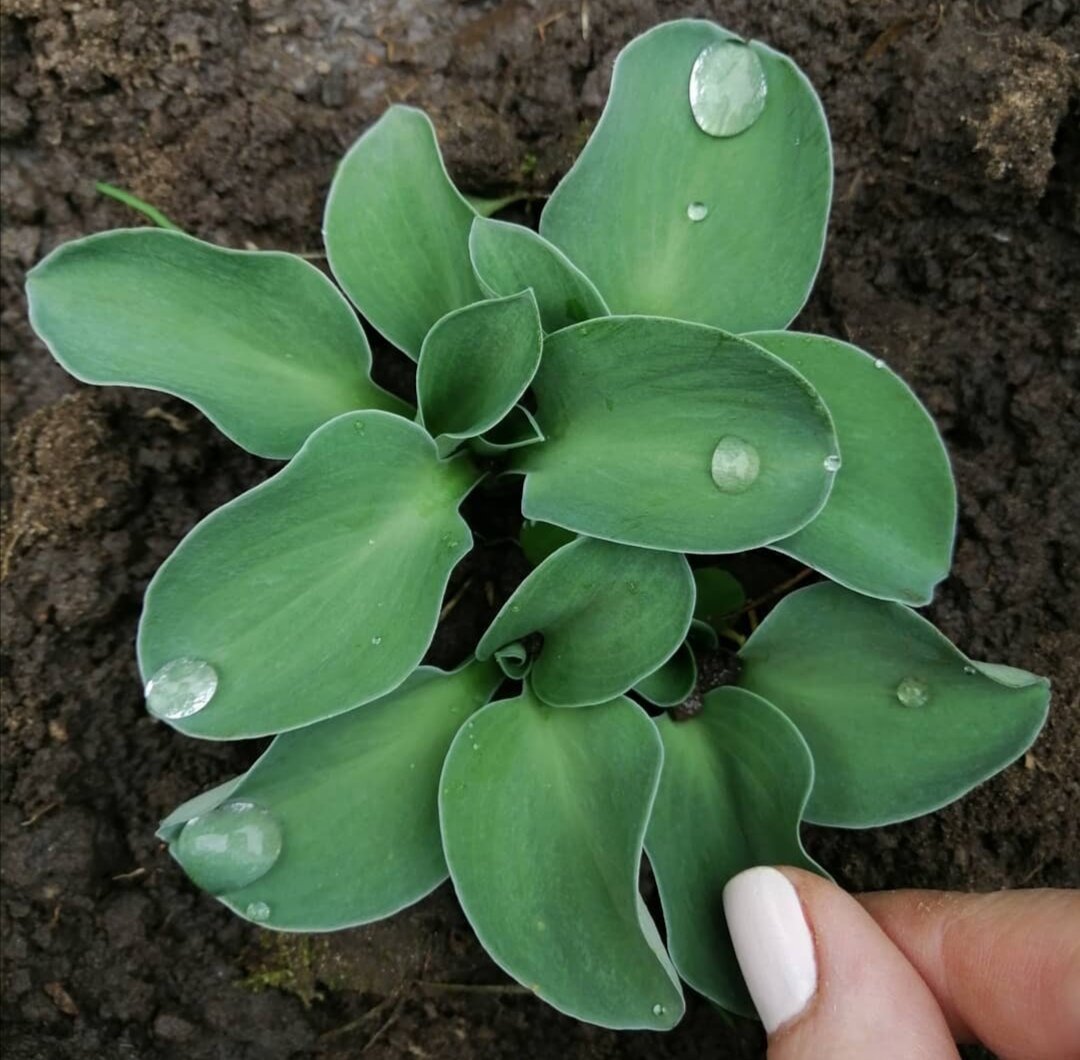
[2,2,1078,1058]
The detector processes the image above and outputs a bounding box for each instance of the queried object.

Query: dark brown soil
[2,2,1077,1058]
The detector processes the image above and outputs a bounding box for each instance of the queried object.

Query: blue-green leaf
[646,688,823,1014]
[440,686,684,1029]
[746,331,956,605]
[164,661,501,930]
[138,411,477,740]
[325,106,484,358]
[26,229,407,459]
[738,583,1051,826]
[540,20,831,333]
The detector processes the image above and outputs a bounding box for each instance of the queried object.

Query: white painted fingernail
[722,866,818,1033]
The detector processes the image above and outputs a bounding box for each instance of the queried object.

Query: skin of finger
[772,868,960,1060]
[858,888,1080,1060]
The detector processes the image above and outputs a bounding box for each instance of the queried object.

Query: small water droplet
[963,664,977,676]
[686,201,708,222]
[353,420,366,434]
[626,580,639,594]
[367,538,376,546]
[689,39,768,138]
[823,453,842,473]
[510,604,521,613]
[652,1003,667,1017]
[471,742,480,751]
[371,635,383,646]
[176,801,283,894]
[895,676,930,708]
[874,358,886,369]
[245,900,271,922]
[710,435,760,494]
[145,658,218,720]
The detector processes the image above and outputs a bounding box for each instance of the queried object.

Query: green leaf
[746,331,957,605]
[518,316,839,553]
[416,292,543,443]
[138,411,478,740]
[157,776,243,843]
[469,404,546,456]
[634,641,696,707]
[693,568,745,630]
[519,520,577,567]
[25,229,408,459]
[325,106,484,358]
[738,583,1051,827]
[439,686,684,1029]
[464,192,526,217]
[633,620,720,708]
[469,218,609,332]
[165,661,501,930]
[646,687,824,1015]
[540,20,831,334]
[476,537,695,707]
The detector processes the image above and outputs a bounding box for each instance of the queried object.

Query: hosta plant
[26,19,1050,1032]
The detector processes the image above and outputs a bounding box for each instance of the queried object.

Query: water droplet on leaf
[710,436,760,494]
[895,676,930,708]
[686,201,708,222]
[652,1003,667,1017]
[963,664,977,675]
[145,658,218,720]
[245,900,271,922]
[176,801,283,894]
[823,454,842,473]
[874,358,886,369]
[371,635,383,646]
[689,39,768,138]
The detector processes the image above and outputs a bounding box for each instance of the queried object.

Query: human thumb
[723,866,959,1059]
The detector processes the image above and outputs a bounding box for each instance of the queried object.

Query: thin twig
[414,980,530,996]
[439,578,473,622]
[733,567,813,618]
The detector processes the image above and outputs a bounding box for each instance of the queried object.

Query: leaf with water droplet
[324,106,484,358]
[138,412,478,739]
[163,661,501,929]
[738,583,1050,827]
[516,317,838,553]
[25,229,408,459]
[416,291,543,448]
[440,686,684,1029]
[745,331,957,605]
[686,201,709,222]
[540,20,831,333]
[646,687,826,1016]
[468,217,609,332]
[710,435,760,493]
[174,801,283,894]
[477,537,694,707]
[689,39,768,137]
[145,657,218,720]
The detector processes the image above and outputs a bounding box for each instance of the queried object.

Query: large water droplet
[689,40,768,138]
[245,900,271,922]
[823,454,842,473]
[652,1003,667,1017]
[710,435,760,494]
[687,201,709,222]
[175,801,283,894]
[145,658,218,720]
[895,677,930,708]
